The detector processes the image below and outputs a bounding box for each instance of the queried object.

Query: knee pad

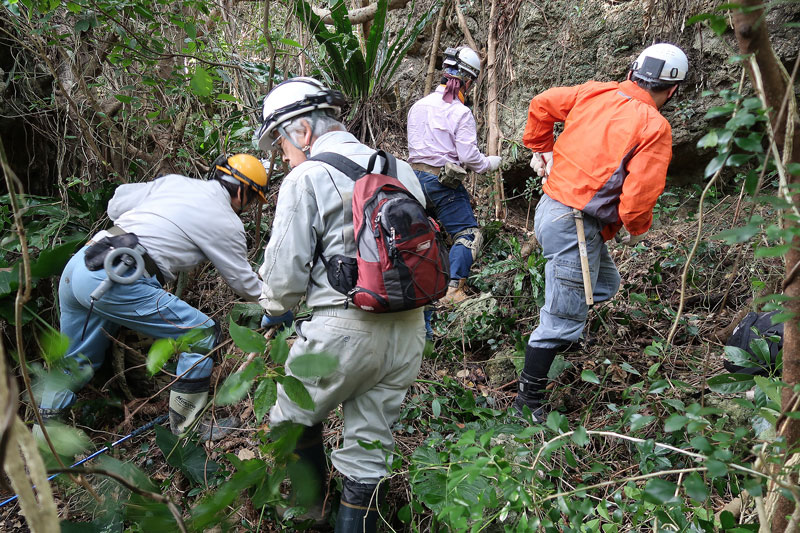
[453,227,483,262]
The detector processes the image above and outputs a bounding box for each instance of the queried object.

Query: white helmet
[443,46,481,79]
[256,77,345,151]
[631,43,688,83]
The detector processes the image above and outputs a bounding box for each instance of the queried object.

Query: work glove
[261,310,294,329]
[530,152,553,178]
[487,156,502,172]
[620,231,647,247]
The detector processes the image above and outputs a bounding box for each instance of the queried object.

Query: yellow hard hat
[215,153,269,203]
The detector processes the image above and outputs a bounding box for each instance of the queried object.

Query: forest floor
[0,182,781,532]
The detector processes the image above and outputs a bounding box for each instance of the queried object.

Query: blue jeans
[41,246,217,411]
[414,170,478,280]
[528,194,620,349]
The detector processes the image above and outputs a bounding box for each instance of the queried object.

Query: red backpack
[311,150,450,312]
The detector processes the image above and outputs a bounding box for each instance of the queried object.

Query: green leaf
[706,459,728,478]
[96,455,158,493]
[30,238,85,280]
[713,223,760,244]
[690,435,712,453]
[697,131,718,148]
[704,153,728,178]
[282,376,314,410]
[216,371,255,406]
[571,426,589,447]
[147,338,175,376]
[228,317,267,353]
[724,345,759,368]
[705,103,735,119]
[254,379,277,422]
[432,398,441,417]
[754,375,782,406]
[726,111,757,130]
[364,0,388,72]
[743,477,763,498]
[787,162,800,176]
[190,66,213,97]
[726,153,752,167]
[270,328,291,365]
[664,414,688,433]
[683,471,708,502]
[114,94,133,104]
[707,373,755,394]
[710,16,728,35]
[734,134,763,153]
[40,329,69,365]
[184,21,196,41]
[581,369,600,384]
[397,504,412,524]
[643,478,679,505]
[755,243,791,258]
[154,425,219,484]
[0,265,18,298]
[74,17,91,32]
[686,12,716,25]
[288,352,338,378]
[629,292,648,305]
[278,37,302,47]
[629,414,654,432]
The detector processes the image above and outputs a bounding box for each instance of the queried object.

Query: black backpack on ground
[724,311,783,376]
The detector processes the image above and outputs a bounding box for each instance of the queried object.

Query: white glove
[487,156,502,172]
[620,231,647,246]
[530,152,553,178]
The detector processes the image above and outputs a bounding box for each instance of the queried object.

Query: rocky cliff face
[397,0,799,190]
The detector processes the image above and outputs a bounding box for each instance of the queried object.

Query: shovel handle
[572,209,594,306]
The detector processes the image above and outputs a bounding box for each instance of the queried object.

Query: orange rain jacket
[523,80,673,241]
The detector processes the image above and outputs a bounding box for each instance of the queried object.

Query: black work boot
[513,370,548,424]
[335,478,387,533]
[513,345,558,424]
[279,423,331,525]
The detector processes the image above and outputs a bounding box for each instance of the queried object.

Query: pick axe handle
[572,209,594,306]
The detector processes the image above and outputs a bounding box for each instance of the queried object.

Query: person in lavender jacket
[407,45,502,336]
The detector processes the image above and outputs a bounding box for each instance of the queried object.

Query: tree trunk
[424,0,449,96]
[487,0,503,219]
[732,3,800,531]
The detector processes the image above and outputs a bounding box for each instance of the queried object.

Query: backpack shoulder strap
[309,153,367,181]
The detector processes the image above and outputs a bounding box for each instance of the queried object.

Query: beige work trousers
[269,305,425,484]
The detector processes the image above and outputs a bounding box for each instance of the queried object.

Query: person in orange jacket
[514,43,689,422]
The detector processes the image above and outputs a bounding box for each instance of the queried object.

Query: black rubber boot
[513,345,558,424]
[280,423,330,525]
[295,423,329,496]
[335,478,387,533]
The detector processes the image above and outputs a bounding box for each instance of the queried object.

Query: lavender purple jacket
[407,86,492,174]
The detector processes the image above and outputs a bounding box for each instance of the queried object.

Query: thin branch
[453,0,479,53]
[47,467,188,533]
[312,0,410,25]
[424,0,449,96]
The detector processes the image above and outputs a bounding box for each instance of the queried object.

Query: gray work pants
[528,194,621,349]
[270,306,425,484]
